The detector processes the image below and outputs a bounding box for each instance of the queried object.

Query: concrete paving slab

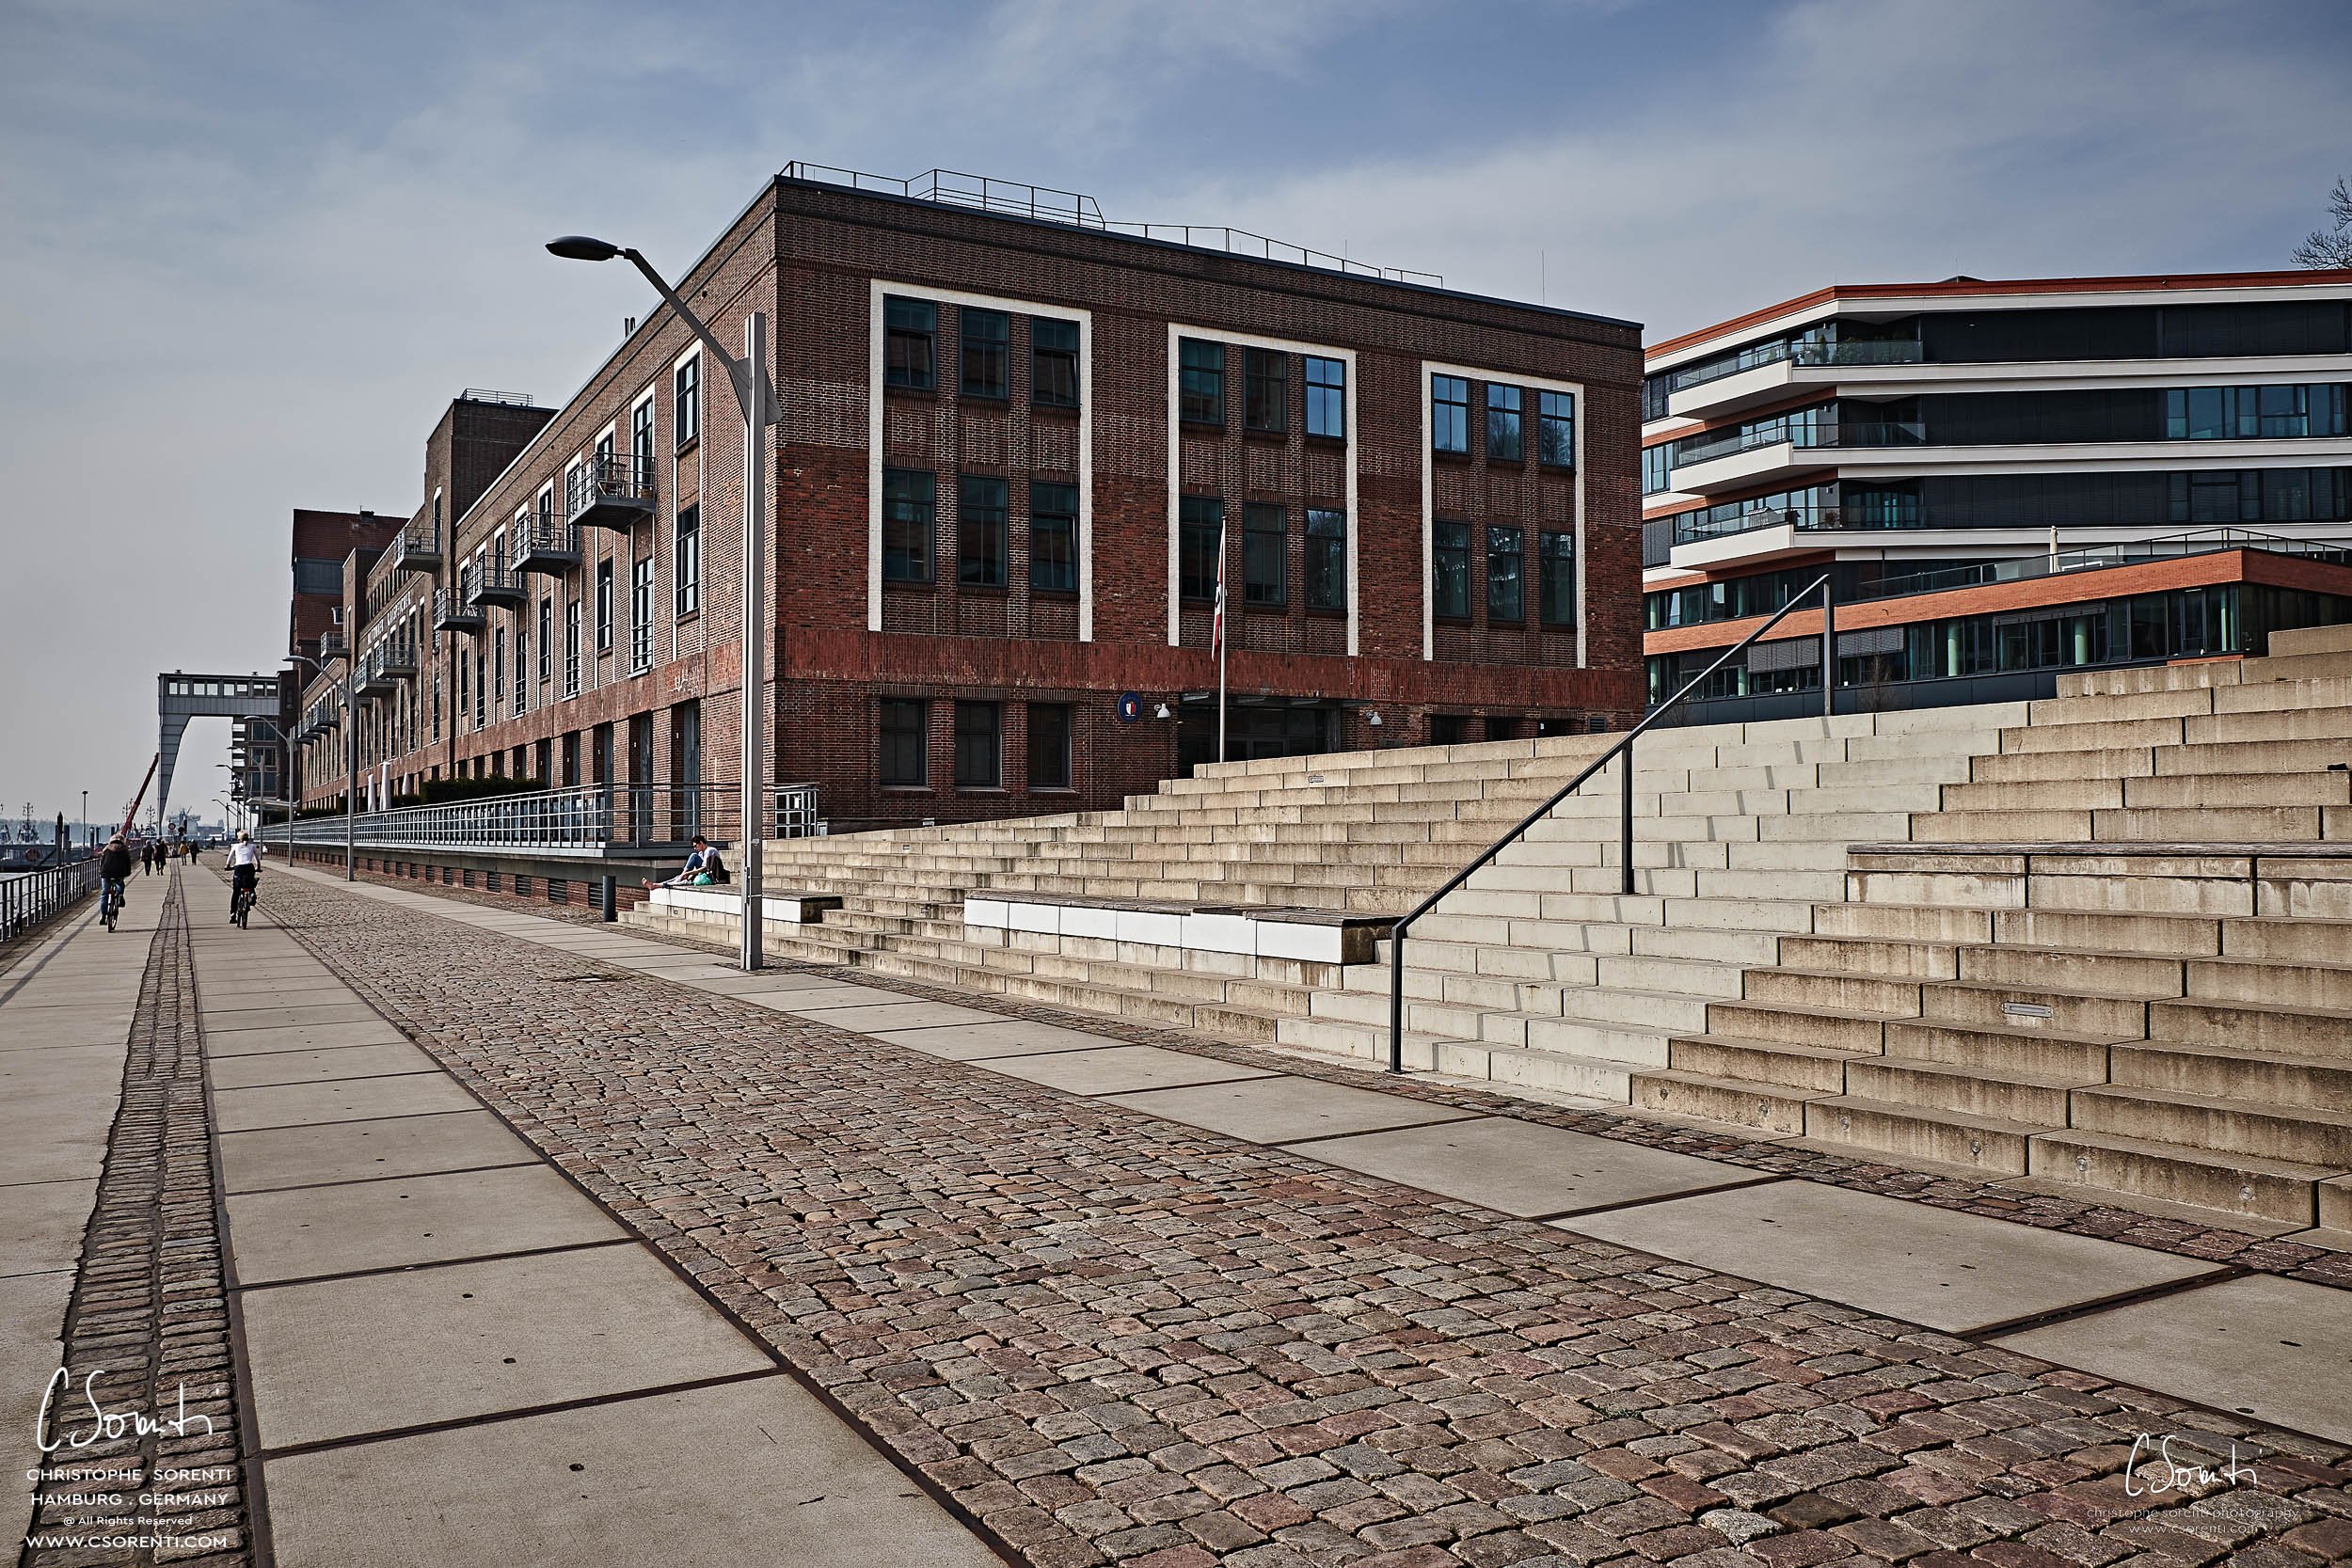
[1104,1077,1479,1146]
[200,982,352,1006]
[1994,1273,2352,1444]
[226,1164,625,1285]
[203,1019,410,1056]
[870,1020,1136,1059]
[672,972,858,995]
[212,1074,482,1132]
[208,1041,441,1089]
[733,984,910,1012]
[0,1178,95,1278]
[787,1000,1005,1032]
[1563,1180,2224,1335]
[981,1045,1279,1097]
[0,1271,72,1551]
[239,1245,773,1449]
[220,1111,536,1193]
[1288,1118,1748,1219]
[261,1374,999,1568]
[202,1001,379,1031]
[0,1085,126,1184]
[0,1023,129,1052]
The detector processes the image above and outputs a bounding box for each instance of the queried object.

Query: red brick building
[294,167,1644,833]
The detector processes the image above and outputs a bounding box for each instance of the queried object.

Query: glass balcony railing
[1668,337,1925,393]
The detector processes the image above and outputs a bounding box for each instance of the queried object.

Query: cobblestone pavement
[252,871,2352,1568]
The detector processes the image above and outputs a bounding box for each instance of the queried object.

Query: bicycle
[100,879,123,932]
[230,877,256,928]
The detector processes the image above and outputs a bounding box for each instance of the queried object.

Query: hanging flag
[1212,515,1228,657]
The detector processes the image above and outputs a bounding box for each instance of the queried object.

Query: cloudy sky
[2,0,2347,829]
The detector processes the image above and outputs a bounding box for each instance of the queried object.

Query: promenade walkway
[8,862,2352,1565]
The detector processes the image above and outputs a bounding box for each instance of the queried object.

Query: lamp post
[547,233,777,972]
[287,651,358,880]
[80,791,87,857]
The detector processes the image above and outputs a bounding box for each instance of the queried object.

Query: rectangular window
[596,559,613,652]
[884,296,936,390]
[1244,348,1287,434]
[1642,444,1673,495]
[1030,481,1078,594]
[1487,385,1523,461]
[1488,524,1525,621]
[631,398,655,477]
[879,699,926,786]
[1179,339,1224,424]
[1539,531,1576,627]
[953,701,1000,789]
[1243,503,1286,607]
[1305,508,1346,611]
[492,627,505,704]
[960,308,1009,399]
[1433,519,1471,619]
[1538,390,1575,467]
[1305,356,1345,439]
[957,474,1009,588]
[1179,495,1224,601]
[882,469,935,583]
[473,646,485,725]
[674,503,700,616]
[512,622,528,715]
[675,356,700,446]
[630,555,654,671]
[1027,704,1072,789]
[537,485,553,530]
[1031,316,1079,408]
[1433,374,1470,454]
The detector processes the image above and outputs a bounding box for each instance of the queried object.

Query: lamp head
[547,235,622,262]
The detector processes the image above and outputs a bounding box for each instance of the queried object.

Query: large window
[492,627,505,705]
[1487,524,1524,622]
[1432,375,1470,454]
[882,469,935,583]
[596,559,613,652]
[674,503,700,617]
[954,701,1000,788]
[1432,520,1470,619]
[961,308,1009,399]
[631,397,655,479]
[511,622,527,715]
[958,474,1009,587]
[1642,444,1673,495]
[1539,531,1576,627]
[884,296,936,390]
[1305,509,1345,611]
[564,600,580,696]
[1243,503,1285,608]
[1030,481,1077,594]
[1305,356,1345,439]
[630,555,654,671]
[1244,348,1287,434]
[1539,390,1575,467]
[2165,384,2347,440]
[1032,317,1079,408]
[1486,385,1523,461]
[537,597,552,682]
[1027,704,1071,790]
[1179,339,1224,424]
[879,699,926,786]
[1179,496,1223,601]
[675,356,699,447]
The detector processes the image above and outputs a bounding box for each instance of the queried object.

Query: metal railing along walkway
[279,783,821,858]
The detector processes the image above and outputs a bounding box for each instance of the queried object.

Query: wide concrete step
[2110,1040,2352,1112]
[1740,967,1923,1015]
[2027,1128,2334,1226]
[2070,1085,2352,1164]
[2148,996,2352,1057]
[1991,908,2221,958]
[1802,1095,2039,1176]
[1842,1054,2082,1124]
[1703,1000,1886,1051]
[1774,934,1960,980]
[1629,1069,1814,1136]
[2270,622,2352,659]
[1882,1018,2117,1080]
[2185,956,2352,1010]
[1663,1033,1858,1093]
[1918,979,2152,1038]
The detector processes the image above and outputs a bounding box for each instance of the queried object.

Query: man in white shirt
[226,831,264,914]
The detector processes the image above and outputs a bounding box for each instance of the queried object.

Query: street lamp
[548,233,777,971]
[287,651,358,880]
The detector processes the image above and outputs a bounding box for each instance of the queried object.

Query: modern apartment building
[292,166,1644,834]
[1641,269,2352,719]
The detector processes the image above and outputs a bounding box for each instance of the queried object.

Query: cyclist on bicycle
[97,834,134,927]
[226,831,263,916]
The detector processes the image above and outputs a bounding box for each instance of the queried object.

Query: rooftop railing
[279,782,822,857]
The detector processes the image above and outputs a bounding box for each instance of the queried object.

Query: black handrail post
[1387,925,1406,1073]
[1820,575,1836,720]
[1618,737,1636,897]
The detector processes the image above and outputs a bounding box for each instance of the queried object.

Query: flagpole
[1216,514,1229,765]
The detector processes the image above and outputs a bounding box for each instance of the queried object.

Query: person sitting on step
[644,835,727,890]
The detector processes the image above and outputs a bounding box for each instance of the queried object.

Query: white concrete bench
[961,894,1390,965]
[646,886,842,925]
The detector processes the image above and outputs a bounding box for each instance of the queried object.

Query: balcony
[1664,338,1926,422]
[392,525,443,574]
[358,652,397,698]
[513,518,581,576]
[320,630,346,658]
[376,638,417,681]
[565,452,656,532]
[468,562,529,609]
[434,585,485,633]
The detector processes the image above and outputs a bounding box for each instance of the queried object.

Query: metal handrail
[1386,573,1836,1072]
[2,860,99,945]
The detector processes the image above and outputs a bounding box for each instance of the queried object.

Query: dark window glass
[1244,348,1288,434]
[1433,520,1470,618]
[960,308,1009,399]
[1643,373,1671,422]
[675,356,699,446]
[1487,525,1524,621]
[1032,317,1079,408]
[1539,531,1576,626]
[1642,444,1672,495]
[879,699,926,786]
[1305,509,1345,611]
[954,701,1000,788]
[1030,481,1078,593]
[1432,375,1470,454]
[1538,390,1575,467]
[1180,339,1224,424]
[958,474,1009,587]
[596,559,613,652]
[1179,495,1223,601]
[882,469,935,583]
[674,503,700,616]
[1243,503,1285,607]
[1305,356,1345,438]
[537,598,552,681]
[1486,385,1523,461]
[884,296,936,390]
[1026,704,1071,789]
[632,398,656,473]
